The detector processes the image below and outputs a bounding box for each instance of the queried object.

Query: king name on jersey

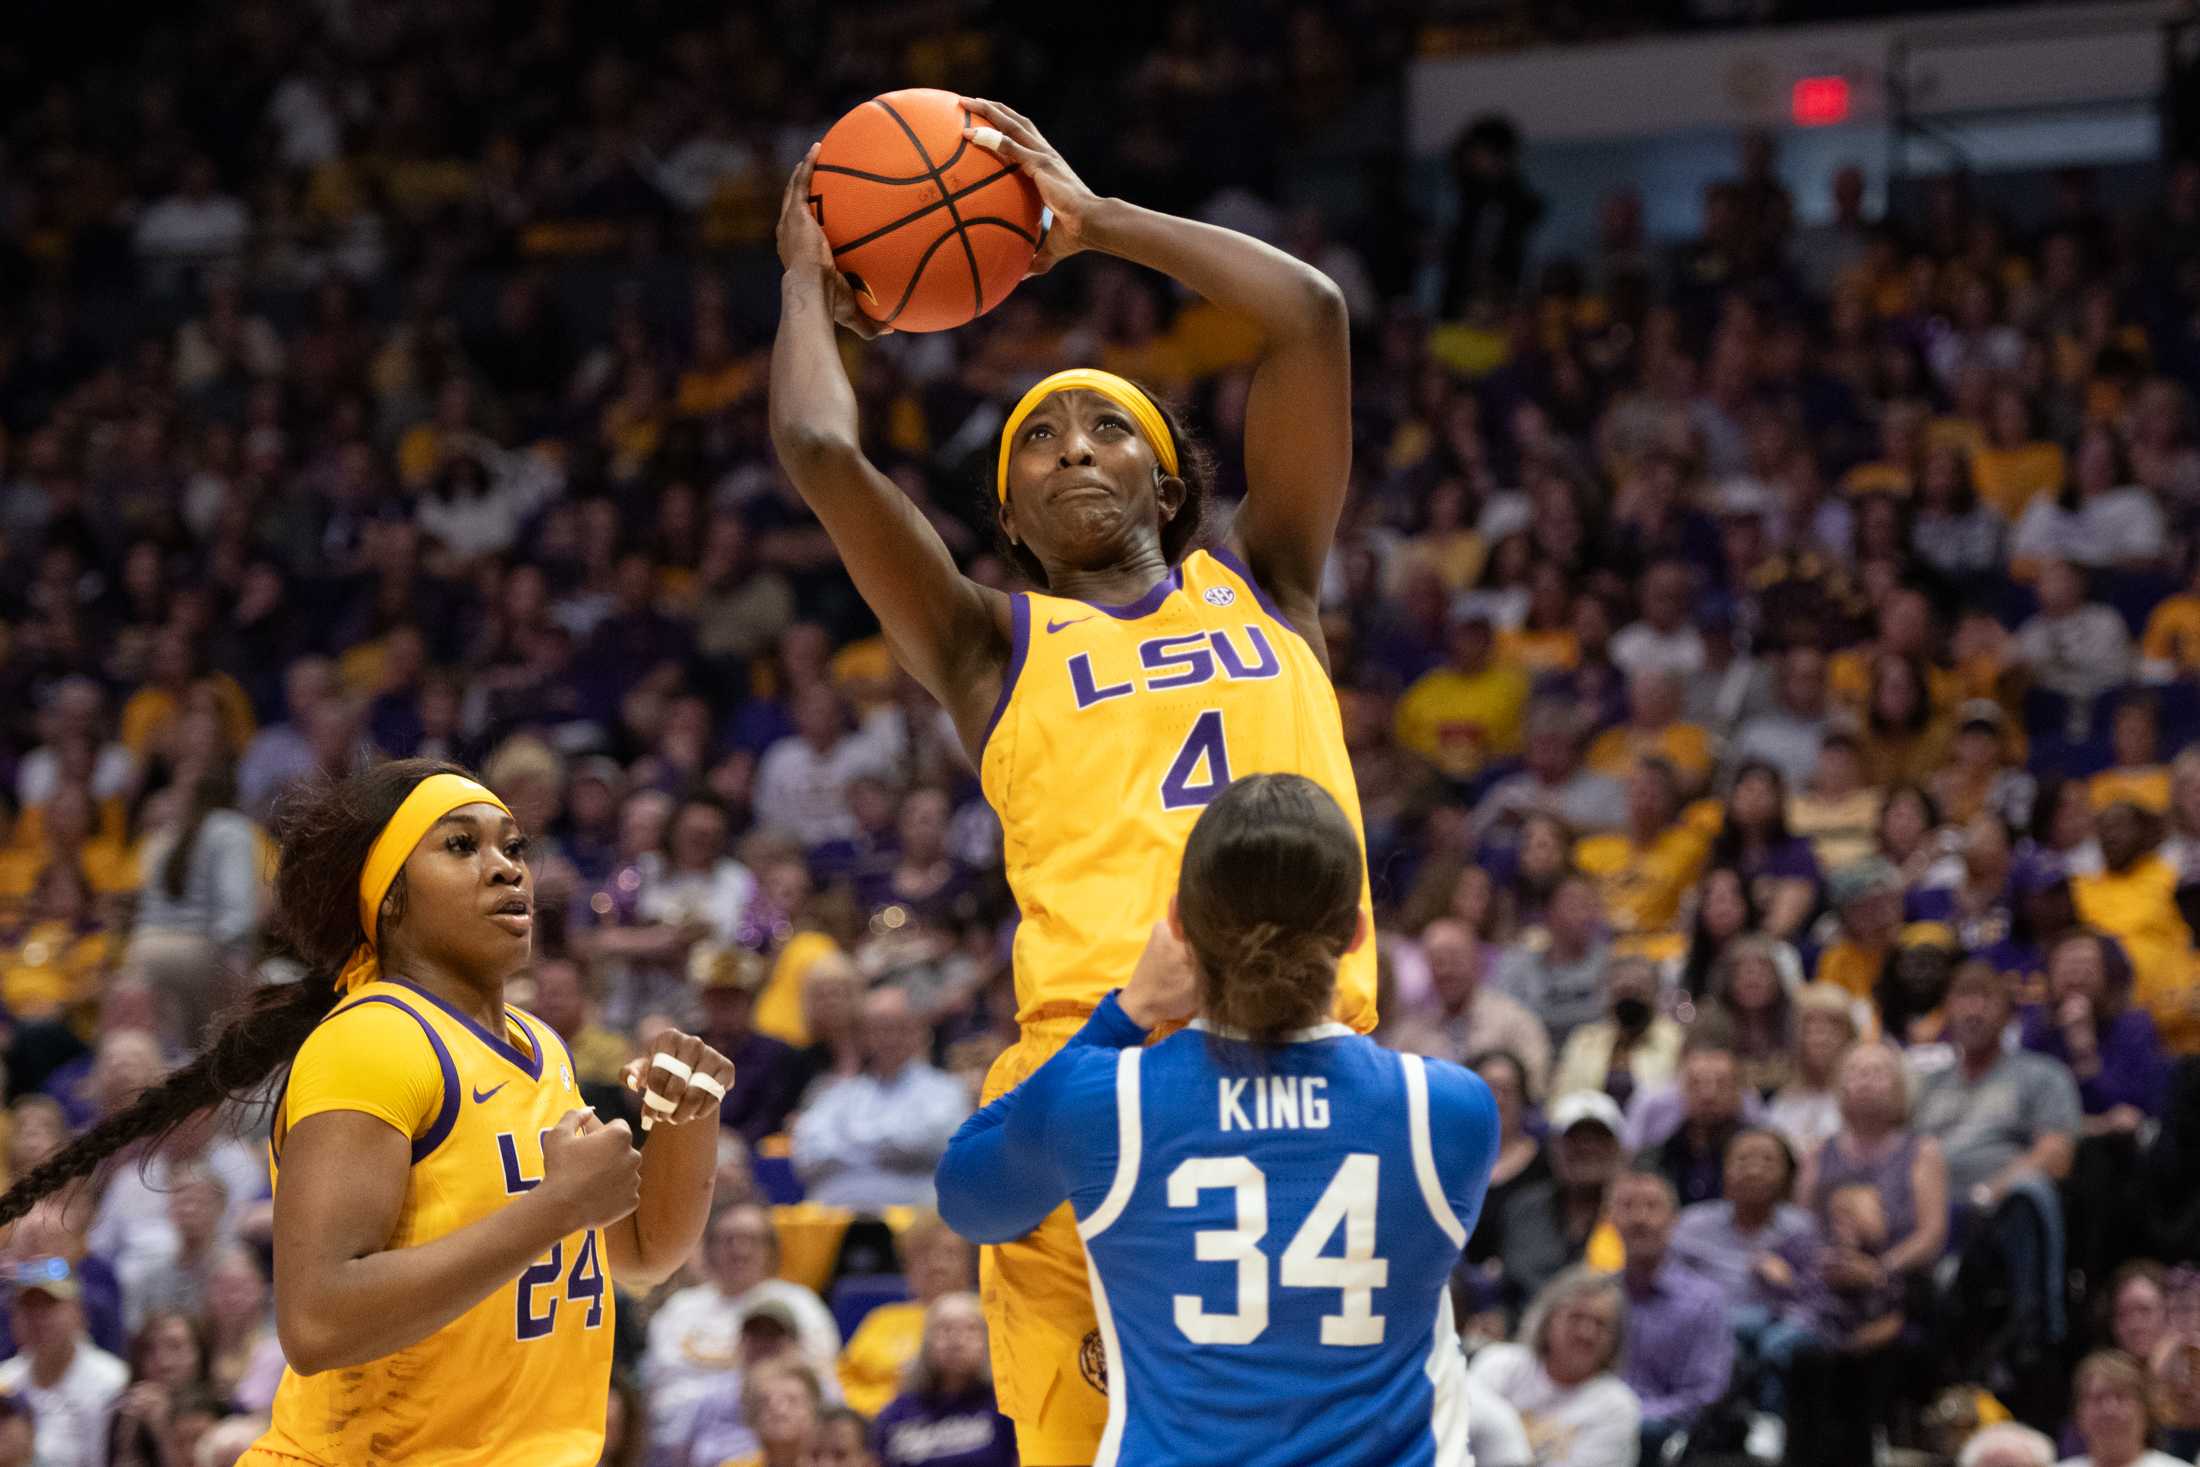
[1219,1075,1331,1132]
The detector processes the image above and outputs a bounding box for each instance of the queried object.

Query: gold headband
[996,369,1178,502]
[337,773,515,992]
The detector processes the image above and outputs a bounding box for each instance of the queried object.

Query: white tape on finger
[642,1089,680,1115]
[688,1072,727,1102]
[970,126,1005,153]
[649,1053,695,1084]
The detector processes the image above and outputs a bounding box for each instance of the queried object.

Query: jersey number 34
[1168,1152,1388,1346]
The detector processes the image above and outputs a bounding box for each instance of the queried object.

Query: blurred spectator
[525,957,635,1091]
[17,681,134,812]
[1608,1166,1731,1452]
[791,989,969,1210]
[1650,1038,1748,1206]
[1420,918,1550,1091]
[1393,611,1530,786]
[1463,1051,1549,1272]
[2062,1348,2187,1467]
[1916,962,2081,1371]
[838,1216,973,1418]
[756,688,890,850]
[1733,649,1835,792]
[1708,761,1820,941]
[1812,1042,1946,1267]
[644,1205,840,1459]
[1766,984,1861,1157]
[2016,561,2135,705]
[0,1259,126,1467]
[869,1294,1013,1467]
[1481,1091,1626,1315]
[1441,115,1544,315]
[1550,956,1683,1107]
[1465,1267,1640,1467]
[687,948,804,1145]
[1474,702,1627,838]
[1962,1423,2057,1467]
[1492,876,1613,1050]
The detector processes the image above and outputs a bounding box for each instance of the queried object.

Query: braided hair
[0,758,470,1229]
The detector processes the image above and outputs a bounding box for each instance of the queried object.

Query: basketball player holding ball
[771,95,1376,1465]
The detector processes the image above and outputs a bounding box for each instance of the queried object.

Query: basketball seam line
[958,216,1039,245]
[812,128,972,187]
[872,96,986,324]
[828,163,1022,258]
[874,225,969,326]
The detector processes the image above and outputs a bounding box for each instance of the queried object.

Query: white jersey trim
[1426,1288,1473,1467]
[1085,1241,1130,1467]
[1403,1053,1468,1249]
[1078,1048,1144,1241]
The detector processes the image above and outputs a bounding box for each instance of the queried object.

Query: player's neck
[1043,545,1172,608]
[403,963,507,1034]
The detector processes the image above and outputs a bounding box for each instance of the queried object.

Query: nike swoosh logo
[1046,616,1094,633]
[472,1082,508,1104]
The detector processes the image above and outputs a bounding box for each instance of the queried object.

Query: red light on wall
[1791,75,1851,126]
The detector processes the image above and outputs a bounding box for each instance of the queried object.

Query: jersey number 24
[499,1131,608,1341]
[1168,1152,1388,1346]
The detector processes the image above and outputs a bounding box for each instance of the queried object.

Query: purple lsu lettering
[1068,625,1282,709]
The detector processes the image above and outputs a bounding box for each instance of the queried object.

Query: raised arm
[769,149,1011,744]
[965,98,1350,634]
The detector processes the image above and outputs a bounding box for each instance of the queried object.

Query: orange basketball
[809,88,1044,334]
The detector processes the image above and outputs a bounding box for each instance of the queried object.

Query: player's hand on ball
[538,1109,642,1231]
[1121,922,1199,1029]
[621,1030,736,1132]
[776,145,892,339]
[960,97,1098,276]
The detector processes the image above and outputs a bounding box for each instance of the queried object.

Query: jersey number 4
[499,1131,609,1341]
[1161,710,1233,810]
[1167,1153,1388,1346]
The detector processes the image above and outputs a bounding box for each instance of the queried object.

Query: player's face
[389,805,533,983]
[1000,391,1182,577]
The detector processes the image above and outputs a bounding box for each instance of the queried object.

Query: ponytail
[0,974,338,1229]
[1200,921,1344,1049]
[1175,774,1364,1059]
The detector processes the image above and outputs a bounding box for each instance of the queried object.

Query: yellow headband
[996,369,1178,502]
[337,773,515,992]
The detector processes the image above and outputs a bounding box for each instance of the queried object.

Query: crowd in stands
[9,2,2200,1466]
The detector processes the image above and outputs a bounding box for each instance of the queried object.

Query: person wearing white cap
[0,1258,126,1467]
[1480,1089,1629,1317]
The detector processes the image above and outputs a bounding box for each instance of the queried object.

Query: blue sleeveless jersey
[936,997,1500,1467]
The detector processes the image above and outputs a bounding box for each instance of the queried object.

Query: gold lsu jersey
[979,547,1377,1030]
[255,979,613,1467]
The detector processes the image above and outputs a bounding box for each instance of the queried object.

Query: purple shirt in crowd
[1668,1200,1821,1310]
[871,1386,1017,1467]
[2018,1006,2170,1117]
[1620,1260,1735,1426]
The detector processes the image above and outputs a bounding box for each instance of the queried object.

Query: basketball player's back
[1066,1023,1499,1467]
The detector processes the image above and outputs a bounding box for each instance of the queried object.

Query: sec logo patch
[1203,586,1236,607]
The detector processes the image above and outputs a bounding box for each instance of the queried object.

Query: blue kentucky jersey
[936,996,1500,1467]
